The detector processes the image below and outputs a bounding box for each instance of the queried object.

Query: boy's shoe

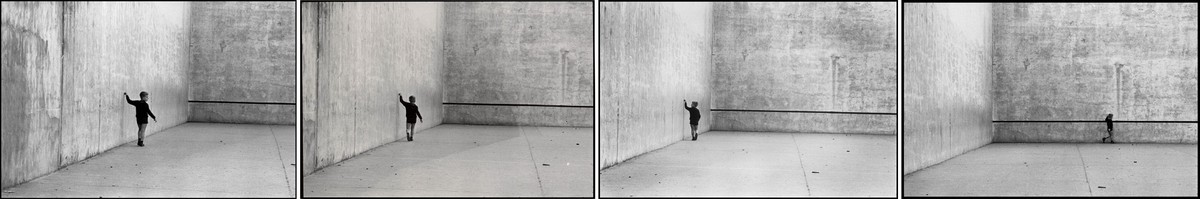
[692,133,697,141]
[407,133,413,141]
[137,140,144,147]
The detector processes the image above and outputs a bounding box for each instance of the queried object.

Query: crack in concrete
[1075,144,1093,196]
[519,126,546,196]
[791,134,813,196]
[267,126,295,197]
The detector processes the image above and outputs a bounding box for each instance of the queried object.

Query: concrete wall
[303,2,445,175]
[60,1,192,165]
[991,3,1199,143]
[300,2,319,177]
[187,2,296,125]
[3,2,192,188]
[2,2,64,189]
[710,2,897,134]
[599,2,713,169]
[442,2,594,127]
[902,3,993,175]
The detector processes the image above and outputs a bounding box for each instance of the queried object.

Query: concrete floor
[0,123,297,197]
[904,143,1199,196]
[302,124,593,197]
[600,131,897,197]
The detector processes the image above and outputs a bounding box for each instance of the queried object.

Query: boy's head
[1106,114,1113,119]
[409,96,416,103]
[691,101,698,108]
[139,91,149,101]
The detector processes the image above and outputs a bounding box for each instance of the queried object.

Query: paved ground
[0,123,296,197]
[600,131,897,197]
[301,124,593,197]
[904,143,1199,196]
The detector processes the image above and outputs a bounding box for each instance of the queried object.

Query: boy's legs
[406,123,415,141]
[1107,129,1114,143]
[137,123,147,147]
[690,124,697,141]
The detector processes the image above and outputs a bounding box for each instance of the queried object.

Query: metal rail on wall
[188,100,296,105]
[709,109,897,115]
[442,102,593,108]
[993,120,1198,123]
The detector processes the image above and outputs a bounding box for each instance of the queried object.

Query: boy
[683,100,700,141]
[1102,114,1114,143]
[125,92,157,147]
[399,93,423,141]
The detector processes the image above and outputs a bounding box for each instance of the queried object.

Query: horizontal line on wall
[189,100,296,105]
[994,120,1199,123]
[443,102,593,108]
[710,109,897,115]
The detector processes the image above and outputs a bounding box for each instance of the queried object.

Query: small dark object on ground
[542,163,550,166]
[812,171,820,173]
[1098,186,1106,188]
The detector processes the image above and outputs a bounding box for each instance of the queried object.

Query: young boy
[399,93,423,141]
[125,92,157,147]
[683,100,700,141]
[1102,114,1114,143]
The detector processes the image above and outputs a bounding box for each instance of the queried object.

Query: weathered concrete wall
[1,2,63,189]
[300,2,319,177]
[991,3,1199,143]
[902,3,994,175]
[442,2,594,127]
[187,2,296,125]
[599,2,713,169]
[304,2,445,175]
[993,123,1197,143]
[710,2,897,134]
[59,1,192,170]
[443,105,592,127]
[2,2,192,188]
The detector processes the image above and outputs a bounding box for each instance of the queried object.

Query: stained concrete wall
[3,2,192,188]
[442,2,594,127]
[60,1,192,165]
[599,2,713,169]
[991,3,1199,143]
[187,2,296,125]
[300,2,319,177]
[303,2,445,175]
[710,2,897,134]
[2,2,64,189]
[902,3,994,175]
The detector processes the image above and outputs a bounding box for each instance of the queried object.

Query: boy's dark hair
[139,91,149,98]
